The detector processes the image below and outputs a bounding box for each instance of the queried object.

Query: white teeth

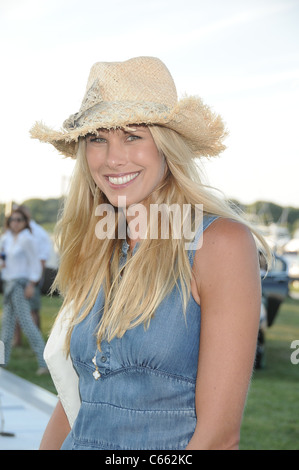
[108,172,139,185]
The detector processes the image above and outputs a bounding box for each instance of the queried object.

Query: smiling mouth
[107,172,140,186]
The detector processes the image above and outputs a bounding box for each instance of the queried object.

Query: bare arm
[39,399,71,450]
[186,219,261,450]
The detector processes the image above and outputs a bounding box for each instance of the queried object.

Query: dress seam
[72,361,196,384]
[80,399,196,413]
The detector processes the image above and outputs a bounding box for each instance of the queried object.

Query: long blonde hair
[52,125,270,352]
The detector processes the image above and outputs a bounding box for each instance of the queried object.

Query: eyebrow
[87,125,147,137]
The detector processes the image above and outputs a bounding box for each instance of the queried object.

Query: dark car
[255,253,289,368]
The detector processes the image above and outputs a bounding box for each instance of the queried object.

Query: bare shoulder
[202,217,256,253]
[193,217,259,288]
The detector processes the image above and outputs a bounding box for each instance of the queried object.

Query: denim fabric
[61,215,218,450]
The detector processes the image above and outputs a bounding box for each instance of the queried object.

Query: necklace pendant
[93,369,101,380]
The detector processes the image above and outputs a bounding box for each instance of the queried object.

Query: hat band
[63,101,172,131]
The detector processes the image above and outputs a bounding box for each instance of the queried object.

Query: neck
[126,200,150,251]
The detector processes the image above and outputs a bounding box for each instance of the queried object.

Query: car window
[270,256,287,273]
[259,252,287,273]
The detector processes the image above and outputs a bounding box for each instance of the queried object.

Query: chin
[106,192,144,209]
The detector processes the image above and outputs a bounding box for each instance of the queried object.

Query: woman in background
[0,207,47,374]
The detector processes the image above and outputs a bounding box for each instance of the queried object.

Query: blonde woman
[31,57,269,450]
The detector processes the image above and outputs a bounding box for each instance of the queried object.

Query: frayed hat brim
[30,95,227,159]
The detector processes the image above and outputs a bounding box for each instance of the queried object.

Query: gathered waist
[74,360,196,410]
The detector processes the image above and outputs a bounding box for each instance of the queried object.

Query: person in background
[0,208,48,375]
[16,205,51,328]
[12,204,52,346]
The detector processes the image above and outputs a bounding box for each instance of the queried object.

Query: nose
[105,136,127,169]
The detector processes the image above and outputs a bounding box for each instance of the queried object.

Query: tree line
[1,197,299,235]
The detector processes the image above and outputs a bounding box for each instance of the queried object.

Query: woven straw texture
[30,57,227,158]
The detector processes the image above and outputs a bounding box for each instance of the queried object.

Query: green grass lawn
[1,293,299,449]
[240,296,299,450]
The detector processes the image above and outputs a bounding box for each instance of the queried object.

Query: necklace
[92,354,101,380]
[91,240,135,380]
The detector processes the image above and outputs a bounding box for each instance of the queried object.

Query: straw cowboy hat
[30,56,227,158]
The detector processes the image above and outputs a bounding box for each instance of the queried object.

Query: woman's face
[85,126,166,208]
[9,212,27,234]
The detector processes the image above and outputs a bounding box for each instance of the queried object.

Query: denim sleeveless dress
[61,215,218,450]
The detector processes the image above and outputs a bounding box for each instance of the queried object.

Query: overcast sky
[1,0,299,207]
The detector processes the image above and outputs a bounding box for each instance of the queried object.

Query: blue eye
[127,134,141,141]
[89,137,106,143]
